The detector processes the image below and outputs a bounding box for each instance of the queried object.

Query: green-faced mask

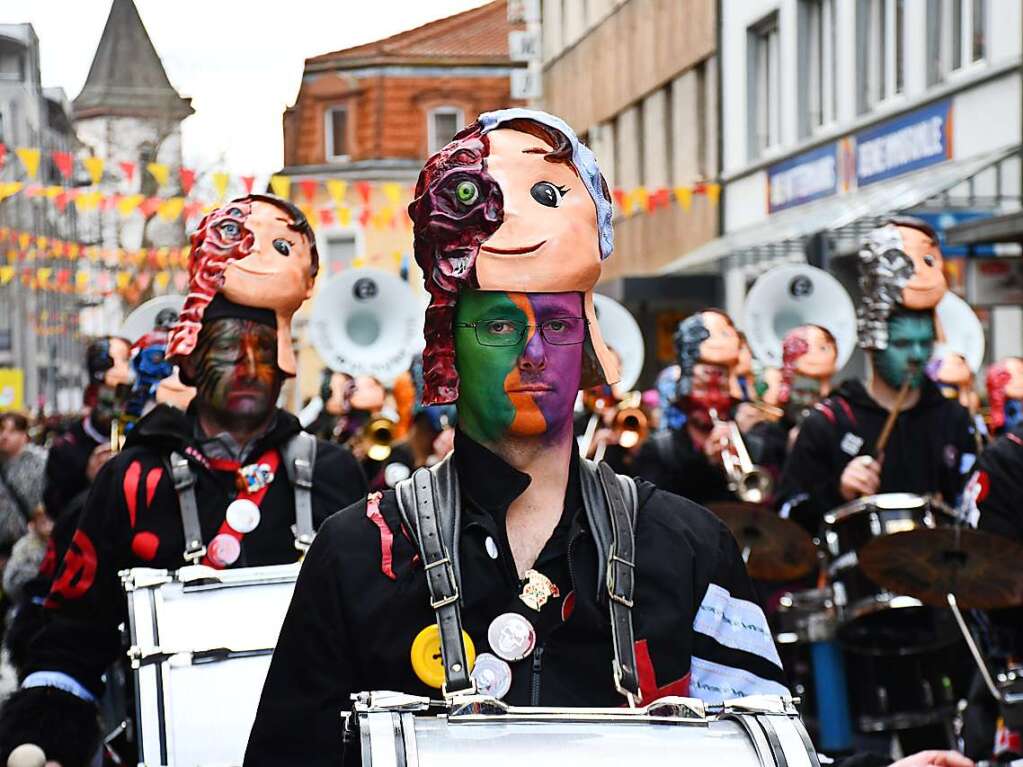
[873,312,935,389]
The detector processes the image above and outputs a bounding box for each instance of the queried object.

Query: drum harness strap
[169,431,317,564]
[395,455,642,705]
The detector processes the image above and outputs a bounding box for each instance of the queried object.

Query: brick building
[279,0,525,399]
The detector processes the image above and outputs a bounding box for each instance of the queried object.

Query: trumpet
[361,415,397,462]
[709,408,773,505]
[592,393,649,462]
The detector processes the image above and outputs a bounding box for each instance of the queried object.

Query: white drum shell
[123,564,299,767]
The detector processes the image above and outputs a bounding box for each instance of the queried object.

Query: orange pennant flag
[115,271,132,290]
[154,271,171,292]
[75,270,90,292]
[326,179,348,205]
[212,172,230,200]
[147,162,170,189]
[630,187,649,215]
[705,183,721,205]
[83,156,104,185]
[269,175,291,200]
[15,148,40,179]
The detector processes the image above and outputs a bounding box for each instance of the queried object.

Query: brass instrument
[709,408,773,505]
[592,393,650,462]
[362,415,397,462]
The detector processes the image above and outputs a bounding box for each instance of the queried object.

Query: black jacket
[631,427,732,505]
[245,430,787,767]
[775,378,976,535]
[42,416,105,521]
[24,404,366,699]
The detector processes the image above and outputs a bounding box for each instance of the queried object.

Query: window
[800,0,837,136]
[325,106,349,161]
[857,0,904,113]
[748,14,781,159]
[428,107,463,156]
[0,49,22,80]
[929,0,987,83]
[325,234,356,276]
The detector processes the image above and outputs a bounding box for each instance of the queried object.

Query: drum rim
[823,492,930,526]
[856,705,957,733]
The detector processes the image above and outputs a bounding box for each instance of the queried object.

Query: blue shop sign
[856,100,952,186]
[767,142,839,213]
[909,209,995,257]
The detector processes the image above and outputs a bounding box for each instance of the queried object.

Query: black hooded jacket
[776,378,977,534]
[23,404,366,699]
[245,430,788,767]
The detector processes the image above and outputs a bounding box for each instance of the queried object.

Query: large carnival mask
[674,312,737,423]
[409,108,616,406]
[167,195,318,376]
[778,324,838,418]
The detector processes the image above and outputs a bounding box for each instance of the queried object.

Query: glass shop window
[800,0,837,137]
[748,13,781,159]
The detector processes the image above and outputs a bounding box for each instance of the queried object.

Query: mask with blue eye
[126,340,174,417]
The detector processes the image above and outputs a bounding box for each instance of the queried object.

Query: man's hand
[839,454,881,501]
[733,402,765,434]
[888,750,973,767]
[84,446,113,483]
[702,422,732,466]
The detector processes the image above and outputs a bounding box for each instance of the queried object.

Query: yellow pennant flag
[0,182,23,202]
[75,191,102,211]
[212,172,230,200]
[337,206,352,227]
[15,148,40,180]
[6,250,16,265]
[83,156,104,185]
[18,233,31,250]
[382,182,402,206]
[115,271,132,290]
[269,175,291,200]
[674,186,693,212]
[147,162,170,189]
[326,179,348,205]
[159,197,185,222]
[117,194,144,216]
[44,186,62,199]
[76,271,90,292]
[154,271,171,292]
[705,183,721,205]
[0,266,13,286]
[37,267,52,287]
[630,187,649,215]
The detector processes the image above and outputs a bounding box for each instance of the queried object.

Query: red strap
[208,457,241,473]
[634,638,690,702]
[201,448,281,568]
[835,396,856,425]
[123,460,141,528]
[366,492,396,580]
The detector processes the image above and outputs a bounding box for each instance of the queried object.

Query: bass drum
[352,693,820,767]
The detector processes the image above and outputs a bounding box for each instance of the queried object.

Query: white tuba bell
[934,291,985,373]
[742,264,857,370]
[592,293,645,392]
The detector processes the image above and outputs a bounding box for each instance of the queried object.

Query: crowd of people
[0,108,1015,767]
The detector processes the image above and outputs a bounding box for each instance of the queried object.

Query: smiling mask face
[898,225,947,310]
[454,290,583,444]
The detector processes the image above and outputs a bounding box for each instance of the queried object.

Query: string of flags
[0,142,720,224]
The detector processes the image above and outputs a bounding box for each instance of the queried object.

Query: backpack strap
[395,454,472,695]
[282,431,317,552]
[169,451,205,564]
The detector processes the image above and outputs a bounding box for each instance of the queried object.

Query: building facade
[695,0,1022,365]
[540,0,721,376]
[0,24,82,411]
[279,0,525,401]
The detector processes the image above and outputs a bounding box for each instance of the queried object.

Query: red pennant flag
[298,179,318,203]
[118,161,136,183]
[139,197,163,217]
[57,268,70,286]
[358,207,372,228]
[355,181,372,206]
[52,151,73,180]
[318,208,335,226]
[183,201,205,220]
[0,143,6,172]
[179,167,196,196]
[612,188,626,209]
[241,175,255,194]
[103,194,122,212]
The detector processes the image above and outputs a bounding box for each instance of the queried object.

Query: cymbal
[707,502,818,581]
[859,527,1023,611]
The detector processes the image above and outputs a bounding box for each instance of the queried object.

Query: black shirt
[631,427,732,505]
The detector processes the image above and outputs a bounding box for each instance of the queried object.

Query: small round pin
[208,533,241,568]
[471,652,513,699]
[487,612,536,662]
[225,498,261,534]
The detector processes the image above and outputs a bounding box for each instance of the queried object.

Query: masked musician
[632,310,737,503]
[986,356,1023,436]
[0,196,367,767]
[246,110,788,767]
[776,217,976,533]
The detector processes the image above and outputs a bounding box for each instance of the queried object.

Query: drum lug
[352,691,431,713]
[720,695,800,716]
[119,568,171,592]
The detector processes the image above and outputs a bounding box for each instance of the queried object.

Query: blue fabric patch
[22,670,97,703]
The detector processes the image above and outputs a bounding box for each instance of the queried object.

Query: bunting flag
[83,156,105,185]
[0,143,6,172]
[240,175,255,195]
[212,171,230,200]
[269,175,291,200]
[382,182,402,206]
[179,167,196,196]
[326,179,347,205]
[118,161,136,183]
[52,151,74,180]
[298,178,318,203]
[15,148,40,180]
[147,162,170,189]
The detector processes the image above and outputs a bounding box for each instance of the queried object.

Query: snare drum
[350,692,820,767]
[122,563,299,767]
[821,493,952,629]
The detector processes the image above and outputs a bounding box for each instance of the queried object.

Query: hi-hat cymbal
[707,502,818,581]
[859,527,1023,611]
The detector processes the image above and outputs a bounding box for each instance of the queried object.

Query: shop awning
[946,209,1023,245]
[660,144,1021,275]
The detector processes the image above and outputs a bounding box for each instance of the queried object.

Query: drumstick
[873,364,917,457]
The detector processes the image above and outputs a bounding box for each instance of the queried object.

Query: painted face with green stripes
[454,290,585,444]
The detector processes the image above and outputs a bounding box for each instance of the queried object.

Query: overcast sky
[0,0,492,177]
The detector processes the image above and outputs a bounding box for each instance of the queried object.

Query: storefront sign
[0,368,24,412]
[767,142,839,213]
[910,209,995,257]
[856,100,952,186]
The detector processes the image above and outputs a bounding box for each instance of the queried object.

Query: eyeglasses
[454,317,588,347]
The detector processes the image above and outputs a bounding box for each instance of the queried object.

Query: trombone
[592,392,649,462]
[708,407,773,505]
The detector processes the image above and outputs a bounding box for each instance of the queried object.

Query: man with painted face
[245,111,789,767]
[776,218,976,534]
[0,195,367,767]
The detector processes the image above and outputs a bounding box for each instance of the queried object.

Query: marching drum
[821,493,952,631]
[122,563,299,767]
[347,692,820,767]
